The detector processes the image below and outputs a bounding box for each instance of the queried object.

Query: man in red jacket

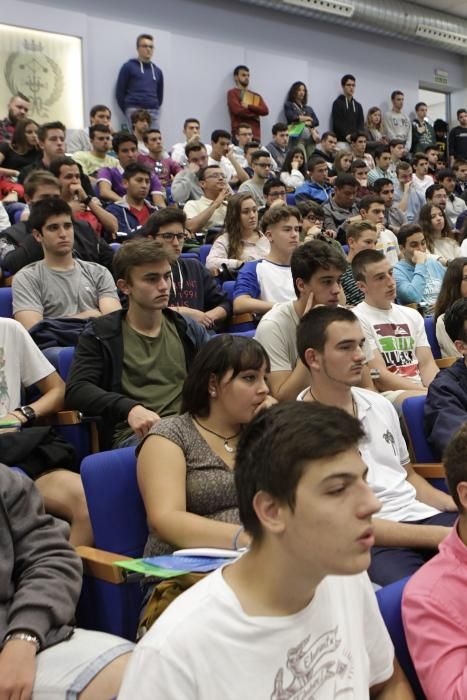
[227,65,269,142]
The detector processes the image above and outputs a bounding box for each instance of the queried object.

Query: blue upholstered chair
[401,396,435,463]
[376,577,425,698]
[199,243,212,265]
[0,287,13,318]
[424,316,441,359]
[77,447,148,640]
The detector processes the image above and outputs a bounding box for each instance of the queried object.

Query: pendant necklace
[193,417,241,453]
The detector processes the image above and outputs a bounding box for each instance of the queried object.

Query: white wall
[1,0,466,145]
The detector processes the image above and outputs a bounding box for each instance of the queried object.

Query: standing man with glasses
[183,165,230,234]
[116,34,164,130]
[331,74,364,149]
[238,150,272,207]
[143,208,231,329]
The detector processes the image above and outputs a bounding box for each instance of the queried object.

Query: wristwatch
[83,195,94,207]
[14,405,36,425]
[3,630,41,652]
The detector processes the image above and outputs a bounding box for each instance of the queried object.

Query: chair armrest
[76,545,132,584]
[413,463,445,478]
[230,313,254,326]
[435,357,457,369]
[36,410,83,426]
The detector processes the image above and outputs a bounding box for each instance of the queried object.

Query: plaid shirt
[0,118,14,144]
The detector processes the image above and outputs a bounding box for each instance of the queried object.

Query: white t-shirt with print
[297,386,439,522]
[0,318,55,416]
[118,567,394,700]
[353,301,429,384]
[376,228,400,267]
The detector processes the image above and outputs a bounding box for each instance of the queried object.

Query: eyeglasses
[256,162,271,168]
[155,232,186,242]
[205,173,226,180]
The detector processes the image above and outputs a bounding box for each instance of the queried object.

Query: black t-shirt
[448,126,467,159]
[0,143,40,172]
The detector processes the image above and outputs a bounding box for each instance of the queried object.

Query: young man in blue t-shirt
[233,205,301,316]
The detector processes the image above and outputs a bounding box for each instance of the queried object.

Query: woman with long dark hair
[0,118,40,178]
[284,81,320,157]
[206,192,270,273]
[280,147,307,190]
[137,334,273,558]
[419,203,461,263]
[434,257,467,357]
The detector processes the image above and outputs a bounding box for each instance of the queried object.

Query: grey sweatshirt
[0,466,82,650]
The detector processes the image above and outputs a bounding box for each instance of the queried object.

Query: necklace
[192,417,241,453]
[307,388,358,418]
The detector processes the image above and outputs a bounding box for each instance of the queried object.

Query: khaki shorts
[33,628,134,699]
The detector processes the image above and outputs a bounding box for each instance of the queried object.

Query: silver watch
[3,630,41,652]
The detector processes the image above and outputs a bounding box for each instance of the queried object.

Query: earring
[210,391,217,397]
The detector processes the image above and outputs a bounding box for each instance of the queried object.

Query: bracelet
[232,525,244,551]
[4,631,41,652]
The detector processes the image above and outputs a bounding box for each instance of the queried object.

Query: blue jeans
[125,107,160,130]
[368,510,457,586]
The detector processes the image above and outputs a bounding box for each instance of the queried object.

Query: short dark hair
[437,168,456,182]
[397,223,423,248]
[89,123,111,140]
[113,238,174,283]
[444,298,467,344]
[263,178,285,196]
[261,205,301,234]
[137,33,153,47]
[351,249,386,282]
[334,173,358,189]
[130,109,151,126]
[112,131,137,153]
[90,104,111,118]
[350,131,367,143]
[426,183,446,201]
[183,118,200,130]
[233,65,249,76]
[350,159,368,173]
[424,145,439,154]
[272,122,288,135]
[185,142,206,159]
[391,90,404,100]
[37,121,66,142]
[296,200,324,220]
[307,156,327,171]
[197,165,221,182]
[372,178,394,193]
[243,140,260,155]
[181,335,270,418]
[122,162,152,180]
[457,108,467,119]
[211,129,231,143]
[143,208,186,237]
[341,74,356,86]
[23,170,60,199]
[251,149,271,164]
[359,194,385,212]
[389,139,405,149]
[444,423,467,511]
[396,161,412,174]
[374,145,391,160]
[29,197,72,234]
[48,156,79,178]
[297,305,360,359]
[235,402,365,540]
[415,102,427,112]
[412,152,428,166]
[291,240,346,297]
[321,131,337,141]
[142,128,161,144]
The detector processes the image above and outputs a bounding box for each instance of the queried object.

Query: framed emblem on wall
[1,22,84,128]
